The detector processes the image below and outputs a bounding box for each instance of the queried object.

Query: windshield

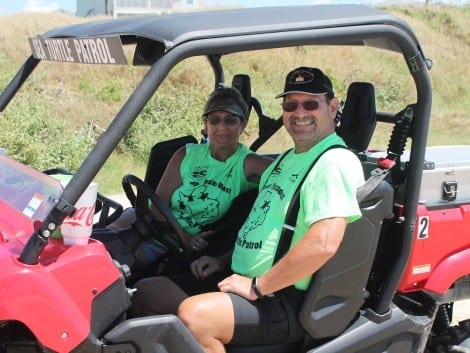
[0,154,63,224]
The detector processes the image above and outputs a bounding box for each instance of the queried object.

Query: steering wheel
[121,174,190,254]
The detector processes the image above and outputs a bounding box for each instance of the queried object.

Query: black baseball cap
[275,67,334,99]
[203,87,248,120]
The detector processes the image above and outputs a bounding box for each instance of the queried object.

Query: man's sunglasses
[281,99,325,112]
[205,114,241,126]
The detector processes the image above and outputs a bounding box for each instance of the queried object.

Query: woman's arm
[244,153,273,183]
[151,146,186,220]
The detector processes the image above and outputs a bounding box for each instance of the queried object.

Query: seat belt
[273,144,346,264]
[356,156,396,203]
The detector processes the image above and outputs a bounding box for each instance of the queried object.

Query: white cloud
[23,0,59,12]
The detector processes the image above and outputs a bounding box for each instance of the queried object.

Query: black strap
[273,144,346,264]
[356,166,392,203]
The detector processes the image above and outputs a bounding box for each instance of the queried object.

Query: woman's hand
[190,255,225,280]
[189,230,214,252]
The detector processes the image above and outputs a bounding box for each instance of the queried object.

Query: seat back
[231,73,283,152]
[299,180,394,339]
[336,82,376,153]
[231,74,253,117]
[143,135,197,193]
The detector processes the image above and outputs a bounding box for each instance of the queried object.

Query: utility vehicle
[0,5,469,353]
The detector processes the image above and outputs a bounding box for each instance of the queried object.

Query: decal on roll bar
[28,36,127,65]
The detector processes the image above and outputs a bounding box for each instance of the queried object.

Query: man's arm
[218,217,347,300]
[256,217,347,295]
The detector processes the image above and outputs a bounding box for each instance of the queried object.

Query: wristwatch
[251,277,275,299]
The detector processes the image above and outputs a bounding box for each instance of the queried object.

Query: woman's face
[204,110,247,149]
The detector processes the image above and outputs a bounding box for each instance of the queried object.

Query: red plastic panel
[398,204,470,294]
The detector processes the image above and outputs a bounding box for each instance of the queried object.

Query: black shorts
[228,287,306,345]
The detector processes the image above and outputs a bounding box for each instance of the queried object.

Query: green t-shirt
[170,143,257,235]
[231,133,364,290]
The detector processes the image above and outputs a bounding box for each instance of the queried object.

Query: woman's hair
[203,87,249,121]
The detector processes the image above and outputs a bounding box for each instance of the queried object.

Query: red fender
[0,238,120,352]
[424,248,470,294]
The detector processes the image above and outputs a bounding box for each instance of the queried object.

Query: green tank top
[170,143,257,235]
[231,133,364,290]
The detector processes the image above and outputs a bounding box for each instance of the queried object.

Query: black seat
[231,74,253,117]
[299,180,394,340]
[143,135,198,194]
[231,73,283,152]
[336,82,376,153]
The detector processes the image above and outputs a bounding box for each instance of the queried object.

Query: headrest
[337,82,376,152]
[231,74,252,117]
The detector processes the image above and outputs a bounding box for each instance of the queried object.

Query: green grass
[95,151,146,195]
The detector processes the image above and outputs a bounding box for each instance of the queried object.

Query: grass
[97,151,146,195]
[0,5,469,195]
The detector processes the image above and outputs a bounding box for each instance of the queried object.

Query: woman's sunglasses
[281,99,325,112]
[205,114,241,126]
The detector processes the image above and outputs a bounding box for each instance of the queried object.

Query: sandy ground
[107,193,469,324]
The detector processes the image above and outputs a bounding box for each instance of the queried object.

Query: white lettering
[87,39,101,63]
[31,38,47,59]
[96,39,108,63]
[63,40,74,62]
[102,38,116,64]
[74,39,91,63]
[30,36,126,65]
[44,39,74,62]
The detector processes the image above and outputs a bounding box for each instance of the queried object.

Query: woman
[153,87,271,252]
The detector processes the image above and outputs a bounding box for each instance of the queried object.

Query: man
[177,67,365,353]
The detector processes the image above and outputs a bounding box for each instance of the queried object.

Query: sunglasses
[281,99,325,112]
[205,114,241,126]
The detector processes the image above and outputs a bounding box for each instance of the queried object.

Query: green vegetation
[0,6,468,195]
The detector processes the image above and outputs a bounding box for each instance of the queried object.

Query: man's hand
[218,274,257,301]
[190,255,224,279]
[189,230,214,251]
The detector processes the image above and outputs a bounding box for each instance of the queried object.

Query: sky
[0,0,467,15]
[0,0,75,14]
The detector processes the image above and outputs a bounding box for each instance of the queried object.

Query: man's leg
[178,292,234,353]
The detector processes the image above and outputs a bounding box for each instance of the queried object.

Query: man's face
[281,93,338,152]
